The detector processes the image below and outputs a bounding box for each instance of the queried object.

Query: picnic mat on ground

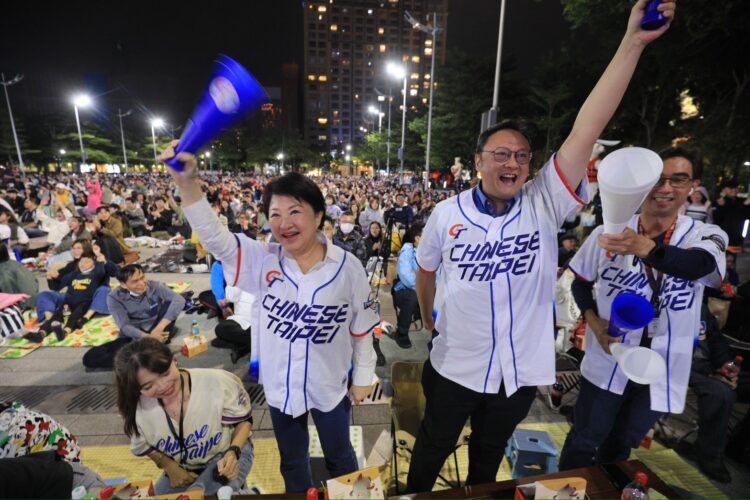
[140,248,209,274]
[0,283,191,359]
[81,438,285,494]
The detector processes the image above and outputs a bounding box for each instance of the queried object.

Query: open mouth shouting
[499,173,518,186]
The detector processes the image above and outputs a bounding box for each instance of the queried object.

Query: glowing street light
[387,62,408,183]
[72,93,92,169]
[150,118,165,165]
[368,105,384,132]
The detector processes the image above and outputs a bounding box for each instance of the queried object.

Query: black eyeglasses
[481,147,532,165]
[654,175,691,189]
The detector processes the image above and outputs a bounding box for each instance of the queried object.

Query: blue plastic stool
[505,429,559,479]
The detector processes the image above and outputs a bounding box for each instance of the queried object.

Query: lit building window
[402,54,409,62]
[318,75,328,81]
[319,135,328,141]
[318,5,327,12]
[367,9,373,14]
[423,82,430,89]
[377,95,385,102]
[378,27,385,35]
[308,74,317,81]
[379,44,386,53]
[425,39,432,46]
[318,117,329,125]
[424,73,430,80]
[411,55,420,63]
[422,97,428,104]
[354,94,360,99]
[424,47,433,56]
[410,72,419,80]
[330,24,338,31]
[318,14,323,20]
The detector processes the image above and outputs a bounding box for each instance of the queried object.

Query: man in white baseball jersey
[559,147,727,470]
[407,0,677,491]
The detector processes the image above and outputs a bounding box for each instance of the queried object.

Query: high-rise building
[302,0,448,151]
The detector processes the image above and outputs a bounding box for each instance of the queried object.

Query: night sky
[1,1,569,122]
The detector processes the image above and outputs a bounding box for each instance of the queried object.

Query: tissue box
[515,477,587,500]
[181,334,208,358]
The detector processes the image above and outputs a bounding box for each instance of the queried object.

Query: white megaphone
[610,343,666,385]
[597,147,663,234]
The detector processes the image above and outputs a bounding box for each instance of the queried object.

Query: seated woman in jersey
[38,240,114,324]
[114,337,254,496]
[25,249,118,342]
[391,222,424,349]
[162,144,379,494]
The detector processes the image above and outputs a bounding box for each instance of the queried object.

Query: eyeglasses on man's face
[654,174,691,189]
[481,147,532,165]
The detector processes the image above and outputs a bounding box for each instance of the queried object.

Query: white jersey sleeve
[219,371,253,424]
[526,154,590,232]
[182,198,267,295]
[567,226,605,282]
[682,222,728,288]
[416,201,447,272]
[129,424,150,457]
[348,263,379,386]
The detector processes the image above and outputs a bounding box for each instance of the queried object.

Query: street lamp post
[117,108,132,173]
[1,73,24,170]
[72,94,92,172]
[277,152,284,175]
[387,62,407,184]
[481,0,507,131]
[150,118,164,167]
[56,149,66,172]
[405,11,441,191]
[368,105,383,133]
[206,151,213,172]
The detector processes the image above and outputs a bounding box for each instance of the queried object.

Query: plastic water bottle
[63,304,71,324]
[217,486,233,500]
[71,486,87,500]
[621,472,649,500]
[721,355,744,378]
[191,319,200,336]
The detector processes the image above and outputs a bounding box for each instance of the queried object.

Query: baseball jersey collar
[473,181,517,217]
[279,232,343,269]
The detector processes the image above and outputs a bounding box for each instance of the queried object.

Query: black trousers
[690,371,737,459]
[393,288,419,339]
[215,319,251,353]
[40,300,91,334]
[406,359,536,493]
[82,301,175,370]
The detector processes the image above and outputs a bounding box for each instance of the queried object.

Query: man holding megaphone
[559,147,728,472]
[408,0,677,492]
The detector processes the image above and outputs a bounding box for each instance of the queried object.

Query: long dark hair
[114,337,174,437]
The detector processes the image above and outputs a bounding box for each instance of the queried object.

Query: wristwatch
[227,445,242,460]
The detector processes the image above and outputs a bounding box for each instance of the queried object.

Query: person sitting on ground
[146,197,175,238]
[91,205,132,255]
[35,195,72,247]
[209,261,253,364]
[122,196,148,237]
[19,196,46,238]
[46,216,92,269]
[359,197,384,231]
[0,245,39,308]
[82,264,185,370]
[364,221,385,261]
[0,206,29,255]
[114,337,254,496]
[333,211,368,267]
[392,222,423,349]
[26,250,118,343]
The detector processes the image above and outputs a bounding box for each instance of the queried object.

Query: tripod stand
[367,210,399,366]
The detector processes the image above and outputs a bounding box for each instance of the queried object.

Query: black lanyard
[158,370,191,465]
[639,219,676,317]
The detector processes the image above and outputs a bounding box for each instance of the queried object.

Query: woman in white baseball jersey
[114,337,254,496]
[163,148,379,493]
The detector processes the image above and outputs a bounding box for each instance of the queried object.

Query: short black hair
[28,196,40,205]
[341,210,354,217]
[128,196,138,203]
[96,206,109,214]
[262,172,326,229]
[117,264,145,283]
[403,222,425,245]
[79,251,96,261]
[476,119,533,154]
[659,146,702,180]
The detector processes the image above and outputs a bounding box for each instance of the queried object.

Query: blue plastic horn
[165,55,268,171]
[641,0,668,31]
[608,292,655,337]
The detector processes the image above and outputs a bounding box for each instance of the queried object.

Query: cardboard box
[182,334,208,358]
[515,477,587,500]
[326,466,384,499]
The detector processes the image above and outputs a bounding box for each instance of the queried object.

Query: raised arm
[556,0,676,188]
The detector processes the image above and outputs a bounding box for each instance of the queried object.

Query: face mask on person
[340,223,354,235]
[80,267,94,275]
[129,291,144,298]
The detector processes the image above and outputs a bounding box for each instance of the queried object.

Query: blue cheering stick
[165,55,268,171]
